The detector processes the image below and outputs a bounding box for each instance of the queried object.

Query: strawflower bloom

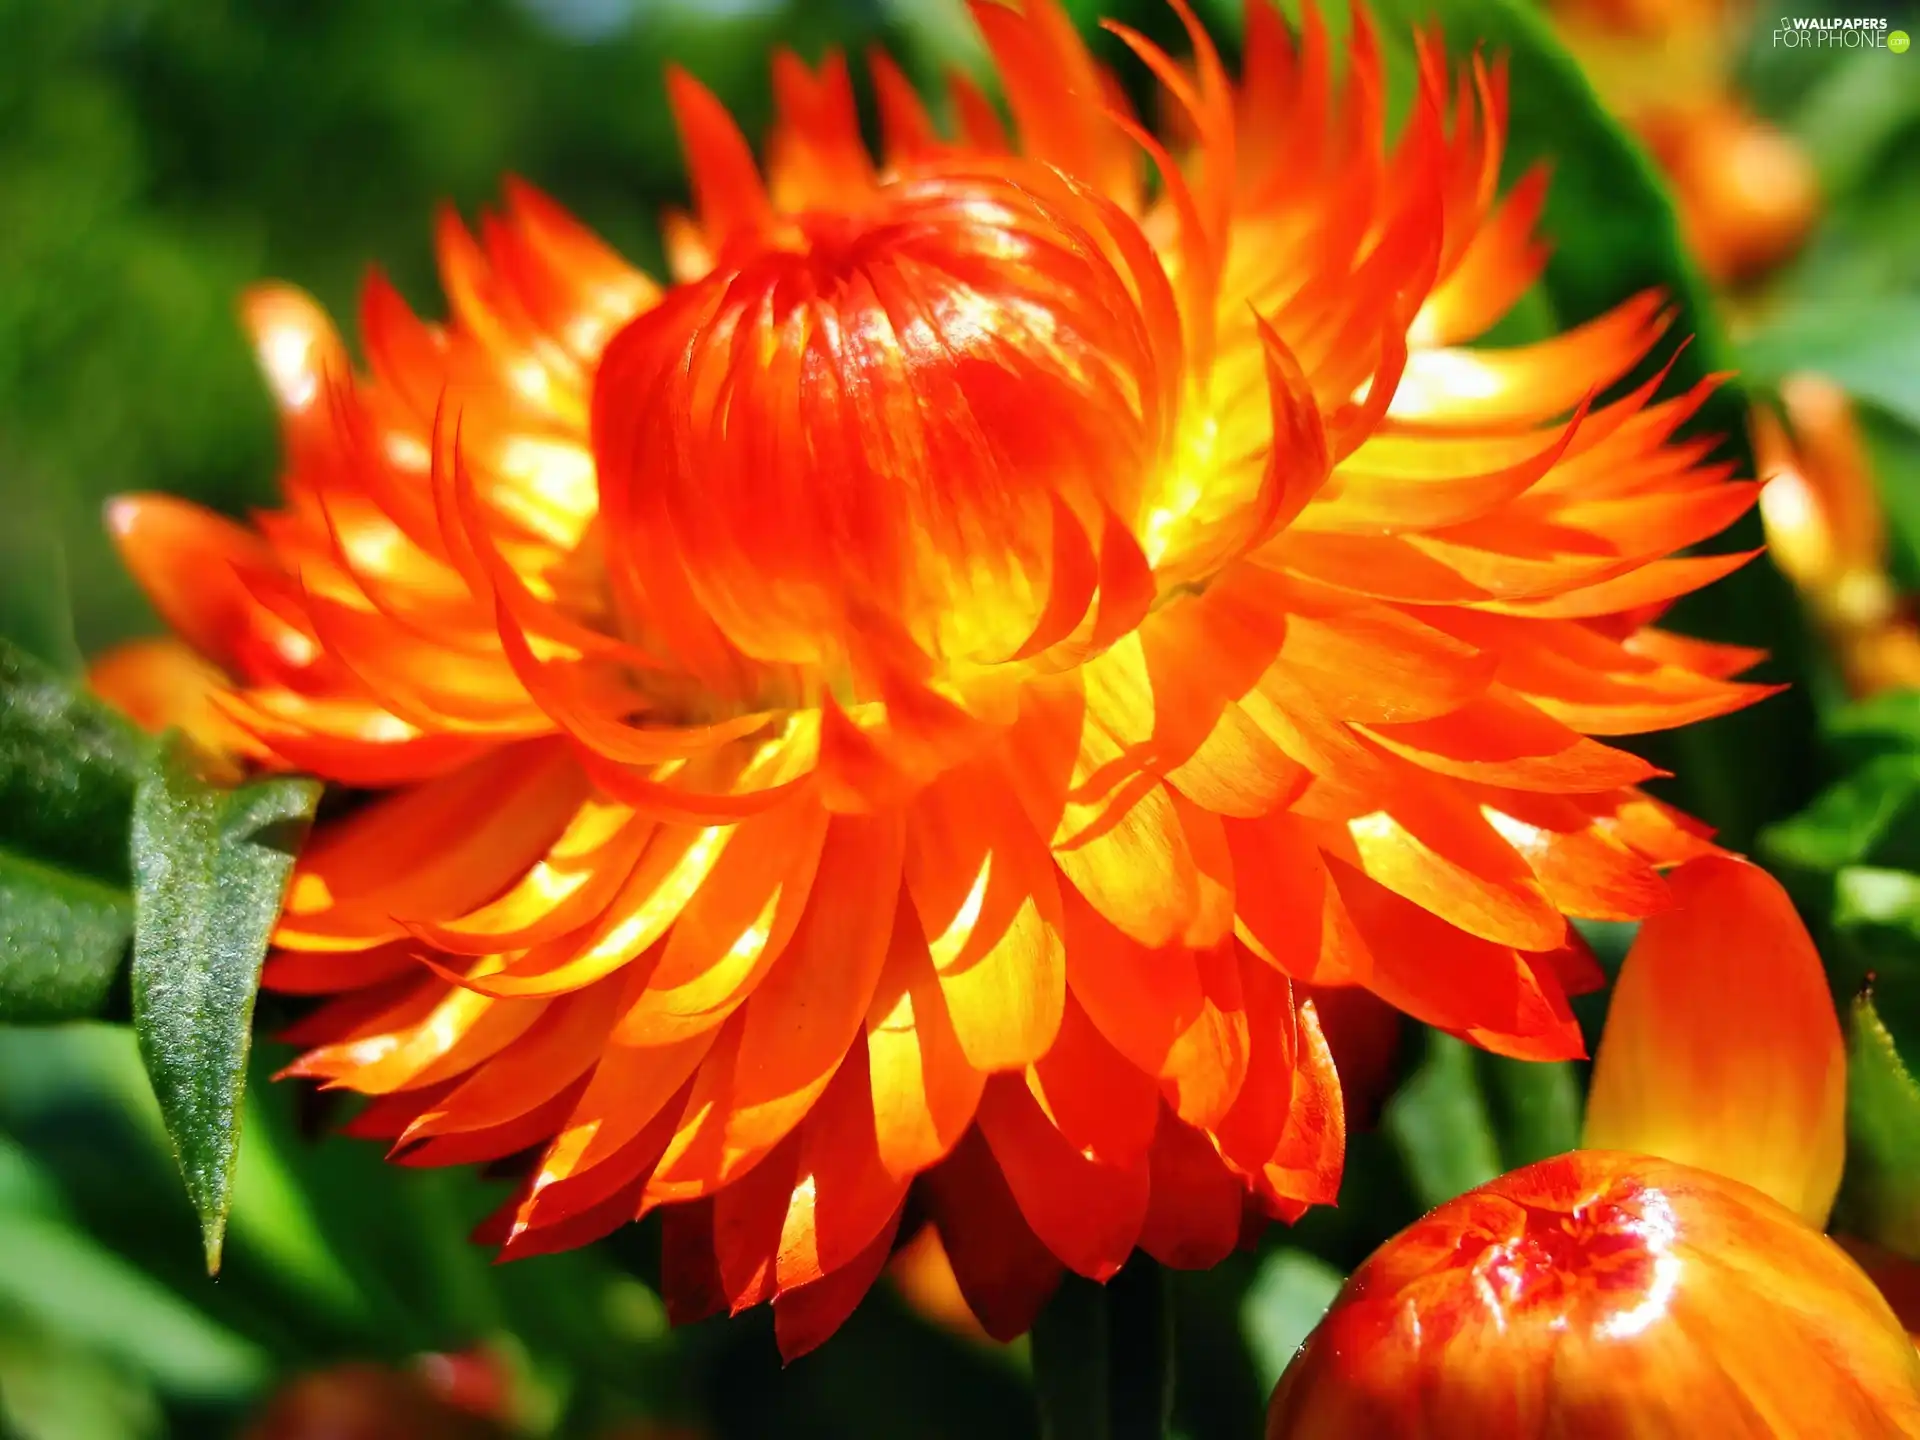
[1268,857,1920,1438]
[1551,0,1818,285]
[243,1361,510,1440]
[1756,373,1920,697]
[97,0,1774,1356]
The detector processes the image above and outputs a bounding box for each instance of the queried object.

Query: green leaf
[1828,689,1920,752]
[0,640,149,882]
[1386,1032,1582,1210]
[0,638,151,1022]
[0,517,81,675]
[1762,756,1920,875]
[1860,409,1920,594]
[0,853,132,1024]
[0,1309,164,1440]
[1384,1032,1503,1209]
[1477,1052,1584,1169]
[1241,1251,1346,1394]
[1834,866,1920,945]
[1835,990,1920,1256]
[0,1211,266,1399]
[1785,43,1920,198]
[130,744,318,1273]
[1741,300,1920,433]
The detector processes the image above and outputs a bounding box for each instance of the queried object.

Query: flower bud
[1267,1151,1920,1439]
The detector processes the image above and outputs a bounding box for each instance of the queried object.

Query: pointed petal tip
[102,493,142,540]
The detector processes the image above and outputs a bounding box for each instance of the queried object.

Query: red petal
[976,1074,1150,1281]
[1138,1107,1244,1270]
[920,1129,1064,1343]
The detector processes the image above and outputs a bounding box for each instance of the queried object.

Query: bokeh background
[2,0,1918,1436]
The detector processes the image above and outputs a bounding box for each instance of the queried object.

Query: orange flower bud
[241,1363,512,1440]
[1549,0,1818,287]
[1755,375,1920,697]
[1266,1151,1920,1439]
[1642,99,1819,285]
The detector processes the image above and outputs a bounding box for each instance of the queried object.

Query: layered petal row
[100,0,1770,1354]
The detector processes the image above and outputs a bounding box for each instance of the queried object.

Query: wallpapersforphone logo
[1773,15,1908,47]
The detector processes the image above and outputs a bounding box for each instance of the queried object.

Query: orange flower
[1268,858,1920,1437]
[1756,374,1920,697]
[243,1362,510,1440]
[99,0,1772,1357]
[1550,0,1818,285]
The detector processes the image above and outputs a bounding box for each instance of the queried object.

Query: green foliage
[0,639,149,1023]
[1744,0,1920,308]
[1837,991,1920,1257]
[131,747,319,1273]
[1384,1033,1507,1208]
[1032,1264,1173,1440]
[1764,693,1920,1260]
[1763,695,1920,989]
[1240,1251,1344,1394]
[1741,300,1920,433]
[1384,1033,1583,1211]
[1767,756,1920,877]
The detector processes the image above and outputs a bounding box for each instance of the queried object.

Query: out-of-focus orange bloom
[1270,858,1920,1437]
[1757,374,1920,696]
[1637,99,1821,285]
[99,0,1773,1356]
[241,1362,512,1440]
[86,633,249,774]
[889,1224,997,1345]
[1551,0,1818,285]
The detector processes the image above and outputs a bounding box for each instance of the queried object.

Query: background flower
[1268,857,1920,1438]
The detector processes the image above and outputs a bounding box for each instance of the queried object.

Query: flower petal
[1584,856,1846,1227]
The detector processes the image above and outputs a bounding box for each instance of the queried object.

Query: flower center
[1458,1175,1681,1338]
[590,169,1182,704]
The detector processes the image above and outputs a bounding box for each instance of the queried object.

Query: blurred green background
[2,0,1919,1435]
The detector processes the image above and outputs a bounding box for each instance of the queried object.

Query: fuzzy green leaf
[0,639,150,1022]
[1836,990,1920,1255]
[130,745,318,1273]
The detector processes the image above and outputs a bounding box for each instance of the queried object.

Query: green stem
[1031,1259,1175,1440]
[1108,1259,1174,1440]
[1032,1274,1110,1440]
